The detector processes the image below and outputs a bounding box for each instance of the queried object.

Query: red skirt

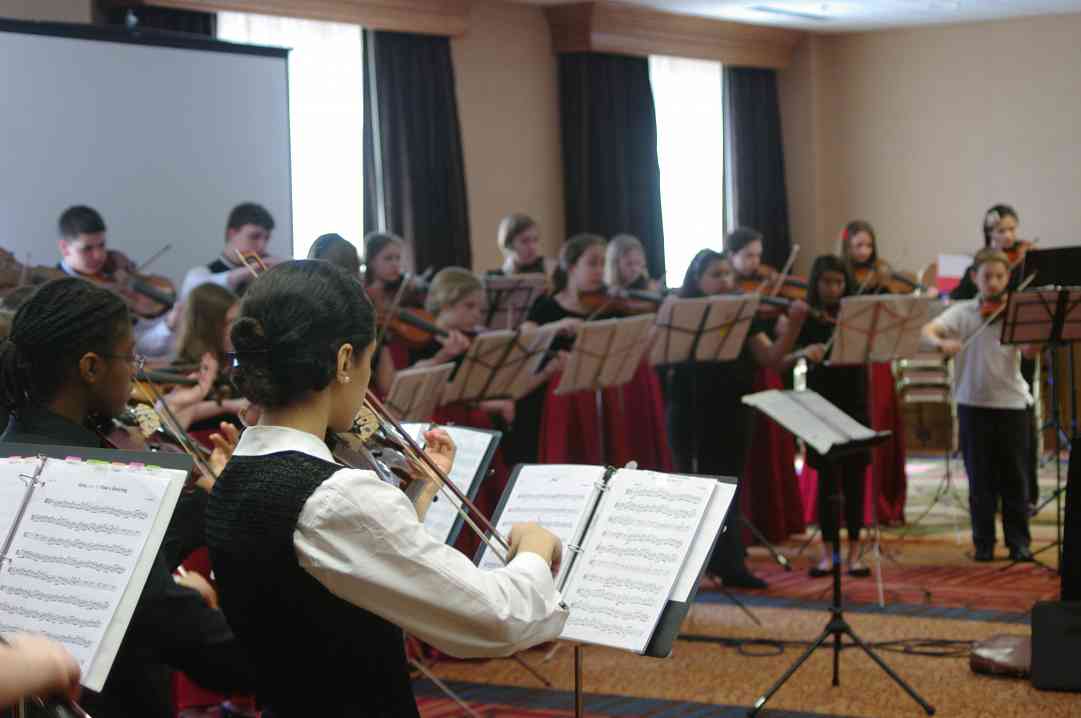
[742,367,806,543]
[432,402,510,558]
[538,361,672,471]
[868,362,907,524]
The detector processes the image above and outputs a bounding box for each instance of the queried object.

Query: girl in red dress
[521,234,672,472]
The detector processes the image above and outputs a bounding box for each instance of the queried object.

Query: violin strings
[364,391,512,555]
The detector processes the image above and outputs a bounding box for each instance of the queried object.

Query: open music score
[649,294,759,366]
[0,449,188,691]
[555,314,655,395]
[385,363,455,421]
[828,294,931,366]
[402,423,500,545]
[441,325,560,404]
[476,464,737,656]
[482,274,548,331]
[742,389,879,456]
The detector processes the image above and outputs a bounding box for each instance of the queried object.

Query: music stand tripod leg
[747,455,936,717]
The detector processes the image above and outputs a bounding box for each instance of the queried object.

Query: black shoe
[847,563,871,578]
[1009,547,1035,562]
[720,569,768,589]
[973,547,994,562]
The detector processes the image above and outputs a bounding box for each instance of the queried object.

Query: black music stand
[742,390,934,716]
[999,283,1081,572]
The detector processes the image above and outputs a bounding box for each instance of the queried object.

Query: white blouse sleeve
[293,468,567,658]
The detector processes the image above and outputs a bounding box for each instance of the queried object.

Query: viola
[84,249,177,319]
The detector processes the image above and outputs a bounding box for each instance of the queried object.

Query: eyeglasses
[105,353,146,375]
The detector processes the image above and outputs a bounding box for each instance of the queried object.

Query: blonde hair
[973,247,1009,271]
[425,267,483,316]
[175,283,237,364]
[604,234,646,288]
[497,213,536,253]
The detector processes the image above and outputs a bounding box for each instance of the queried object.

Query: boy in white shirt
[922,247,1040,562]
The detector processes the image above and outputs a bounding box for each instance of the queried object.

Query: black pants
[812,453,866,546]
[669,403,749,576]
[957,404,1032,552]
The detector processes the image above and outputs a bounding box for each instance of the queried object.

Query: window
[649,55,724,286]
[218,13,364,259]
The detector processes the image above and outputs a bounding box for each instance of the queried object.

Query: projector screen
[0,20,291,287]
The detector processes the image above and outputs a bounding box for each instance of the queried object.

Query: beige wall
[452,0,565,272]
[781,13,1081,275]
[0,0,91,22]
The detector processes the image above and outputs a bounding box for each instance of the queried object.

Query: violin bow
[956,272,1037,356]
[363,391,513,563]
[233,249,263,280]
[768,244,800,297]
[374,273,414,347]
[135,243,172,273]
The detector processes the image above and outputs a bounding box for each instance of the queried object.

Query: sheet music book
[441,326,559,404]
[829,294,931,365]
[649,294,759,366]
[385,363,456,421]
[555,314,655,395]
[402,423,500,545]
[0,446,189,692]
[475,464,737,656]
[482,274,548,330]
[742,389,878,456]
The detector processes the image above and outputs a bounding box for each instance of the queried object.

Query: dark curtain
[723,67,791,269]
[362,29,471,273]
[558,53,665,281]
[100,5,216,36]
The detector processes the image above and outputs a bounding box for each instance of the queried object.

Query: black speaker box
[1031,600,1081,691]
[1063,436,1081,600]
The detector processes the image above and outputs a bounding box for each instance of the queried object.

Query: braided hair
[0,278,129,412]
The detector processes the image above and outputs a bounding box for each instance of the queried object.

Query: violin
[578,286,663,317]
[1002,239,1038,271]
[739,271,809,301]
[377,306,451,349]
[331,391,513,563]
[979,293,1008,320]
[852,260,925,295]
[0,247,67,295]
[84,249,177,320]
[758,295,836,324]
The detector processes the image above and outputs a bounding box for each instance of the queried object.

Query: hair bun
[230,316,269,353]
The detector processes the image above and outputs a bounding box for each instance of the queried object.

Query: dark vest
[206,451,418,718]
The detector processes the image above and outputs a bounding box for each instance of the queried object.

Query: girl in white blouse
[206,259,566,718]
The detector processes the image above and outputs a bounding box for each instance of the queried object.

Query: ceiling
[516,0,1081,32]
